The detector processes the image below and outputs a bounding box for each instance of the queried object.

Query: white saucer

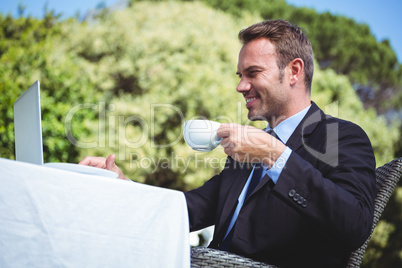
[44,163,118,178]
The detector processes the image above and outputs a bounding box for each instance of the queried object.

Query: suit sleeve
[272,121,376,250]
[184,173,221,232]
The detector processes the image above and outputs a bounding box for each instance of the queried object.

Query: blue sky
[1,0,401,61]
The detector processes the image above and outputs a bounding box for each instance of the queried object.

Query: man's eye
[249,71,258,77]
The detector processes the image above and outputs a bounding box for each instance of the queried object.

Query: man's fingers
[217,123,240,138]
[78,157,90,166]
[106,154,117,170]
[78,156,106,168]
[80,154,128,180]
[223,147,232,156]
[78,156,94,165]
[220,137,232,148]
[217,125,230,138]
[106,154,129,180]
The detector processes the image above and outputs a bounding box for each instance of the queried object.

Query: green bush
[0,14,100,162]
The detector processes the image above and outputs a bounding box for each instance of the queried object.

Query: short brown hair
[238,19,314,92]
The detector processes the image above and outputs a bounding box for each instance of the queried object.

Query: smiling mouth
[246,97,256,103]
[245,96,259,108]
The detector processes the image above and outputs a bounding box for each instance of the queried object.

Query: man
[80,20,376,267]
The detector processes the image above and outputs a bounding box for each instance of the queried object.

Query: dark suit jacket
[185,102,376,267]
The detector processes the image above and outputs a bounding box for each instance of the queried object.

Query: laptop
[13,81,117,178]
[14,81,43,165]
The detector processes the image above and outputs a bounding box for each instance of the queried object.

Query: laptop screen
[13,80,44,165]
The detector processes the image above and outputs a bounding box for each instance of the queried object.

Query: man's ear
[288,58,304,86]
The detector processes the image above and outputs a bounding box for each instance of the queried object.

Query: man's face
[236,38,290,124]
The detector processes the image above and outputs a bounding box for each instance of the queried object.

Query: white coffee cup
[183,120,222,152]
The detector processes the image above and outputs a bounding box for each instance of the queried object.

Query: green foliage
[61,1,248,190]
[192,0,291,19]
[0,14,100,162]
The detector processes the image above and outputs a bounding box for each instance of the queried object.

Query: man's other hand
[79,154,128,180]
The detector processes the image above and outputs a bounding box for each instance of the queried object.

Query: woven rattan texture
[191,247,279,267]
[347,157,402,267]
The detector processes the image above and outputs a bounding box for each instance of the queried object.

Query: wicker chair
[191,158,402,268]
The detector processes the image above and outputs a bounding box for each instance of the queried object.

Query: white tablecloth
[0,158,190,268]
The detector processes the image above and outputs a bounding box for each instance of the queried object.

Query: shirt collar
[266,104,311,144]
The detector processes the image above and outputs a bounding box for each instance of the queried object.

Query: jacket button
[302,199,307,208]
[288,189,296,197]
[297,197,304,205]
[293,193,300,202]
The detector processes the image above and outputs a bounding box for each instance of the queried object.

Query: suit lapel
[286,102,323,152]
[251,173,271,197]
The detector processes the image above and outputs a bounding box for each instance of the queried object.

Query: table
[0,158,190,267]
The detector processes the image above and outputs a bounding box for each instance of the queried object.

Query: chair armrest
[191,247,279,267]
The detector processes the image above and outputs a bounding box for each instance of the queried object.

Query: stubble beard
[247,91,288,126]
[248,104,286,126]
[247,69,287,125]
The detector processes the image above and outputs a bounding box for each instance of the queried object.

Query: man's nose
[236,78,251,93]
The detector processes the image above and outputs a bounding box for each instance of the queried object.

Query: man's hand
[79,154,129,180]
[217,123,286,167]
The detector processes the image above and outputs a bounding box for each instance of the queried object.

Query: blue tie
[244,163,263,200]
[244,128,277,200]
